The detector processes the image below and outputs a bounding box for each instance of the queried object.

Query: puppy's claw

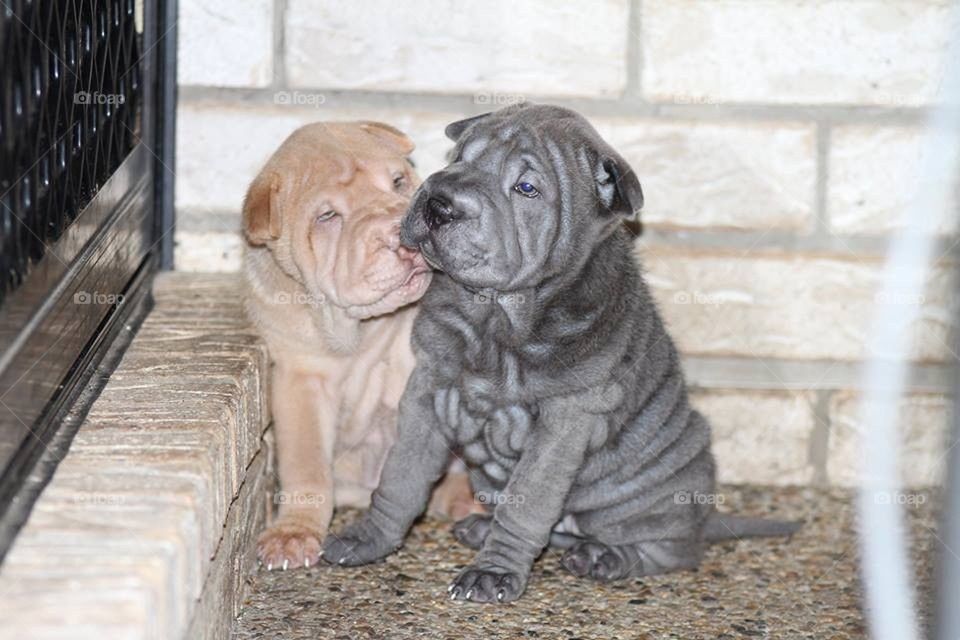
[266,562,273,571]
[497,589,505,602]
[304,558,310,568]
[282,559,289,571]
[450,586,462,600]
[447,583,455,593]
[465,589,474,601]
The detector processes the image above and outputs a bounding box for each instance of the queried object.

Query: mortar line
[683,356,952,395]
[810,389,834,486]
[624,0,644,102]
[813,122,832,237]
[176,85,943,127]
[271,0,287,90]
[175,206,960,261]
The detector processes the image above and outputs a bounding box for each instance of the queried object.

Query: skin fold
[322,105,798,603]
[243,122,479,572]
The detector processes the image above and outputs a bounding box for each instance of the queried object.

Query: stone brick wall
[175,0,959,487]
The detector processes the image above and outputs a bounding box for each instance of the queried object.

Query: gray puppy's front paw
[448,565,525,604]
[321,516,402,567]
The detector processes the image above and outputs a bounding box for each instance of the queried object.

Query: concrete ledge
[0,273,269,640]
[187,446,271,640]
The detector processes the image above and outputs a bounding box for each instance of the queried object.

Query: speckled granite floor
[232,487,939,639]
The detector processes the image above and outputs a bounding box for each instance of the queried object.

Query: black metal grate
[0,0,141,307]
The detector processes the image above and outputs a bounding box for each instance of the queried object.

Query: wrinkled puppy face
[400,104,643,291]
[244,121,432,319]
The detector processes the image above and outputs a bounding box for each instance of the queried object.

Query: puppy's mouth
[395,264,432,291]
[418,238,489,281]
[367,258,428,289]
[419,242,444,271]
[345,264,432,320]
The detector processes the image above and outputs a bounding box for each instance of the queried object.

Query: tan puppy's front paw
[257,520,324,570]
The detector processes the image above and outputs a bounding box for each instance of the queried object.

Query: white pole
[859,8,960,639]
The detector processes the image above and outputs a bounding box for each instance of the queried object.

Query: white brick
[828,125,960,235]
[175,102,456,212]
[597,119,816,231]
[178,1,273,88]
[642,1,953,106]
[827,392,949,487]
[644,250,956,362]
[176,103,308,212]
[285,0,629,97]
[693,391,816,485]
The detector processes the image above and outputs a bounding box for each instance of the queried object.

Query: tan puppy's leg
[428,470,486,521]
[258,364,335,570]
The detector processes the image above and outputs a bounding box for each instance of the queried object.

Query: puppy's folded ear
[242,170,282,245]
[444,112,492,141]
[446,103,536,141]
[595,153,644,222]
[359,121,415,155]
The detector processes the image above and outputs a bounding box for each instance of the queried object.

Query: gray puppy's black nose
[424,196,459,230]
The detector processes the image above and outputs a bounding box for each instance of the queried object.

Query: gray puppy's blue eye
[514,182,540,198]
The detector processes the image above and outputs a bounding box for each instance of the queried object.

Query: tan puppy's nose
[368,216,402,252]
[396,245,419,261]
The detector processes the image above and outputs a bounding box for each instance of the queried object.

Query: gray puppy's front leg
[449,395,599,603]
[323,365,451,566]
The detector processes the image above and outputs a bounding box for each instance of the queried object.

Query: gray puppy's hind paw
[451,513,492,550]
[561,541,630,582]
[321,517,401,567]
[448,566,524,604]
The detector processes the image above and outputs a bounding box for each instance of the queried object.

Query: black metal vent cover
[0,0,175,561]
[0,0,142,307]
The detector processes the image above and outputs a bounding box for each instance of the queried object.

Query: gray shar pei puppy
[323,103,800,603]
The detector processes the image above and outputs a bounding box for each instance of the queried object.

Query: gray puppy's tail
[703,513,803,542]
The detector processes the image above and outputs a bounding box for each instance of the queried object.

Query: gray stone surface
[233,487,938,640]
[0,272,270,640]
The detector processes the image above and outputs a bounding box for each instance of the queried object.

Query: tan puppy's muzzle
[364,215,403,253]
